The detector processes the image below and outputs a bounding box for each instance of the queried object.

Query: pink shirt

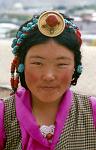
[0,87,72,150]
[0,87,96,150]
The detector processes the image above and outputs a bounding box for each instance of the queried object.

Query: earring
[77,65,83,74]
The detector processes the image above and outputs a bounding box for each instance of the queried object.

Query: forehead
[26,40,74,59]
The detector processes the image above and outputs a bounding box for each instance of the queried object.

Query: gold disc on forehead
[38,11,65,37]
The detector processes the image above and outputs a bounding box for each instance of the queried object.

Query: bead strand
[10,56,19,95]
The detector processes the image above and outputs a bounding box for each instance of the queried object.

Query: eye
[31,62,43,65]
[57,63,69,67]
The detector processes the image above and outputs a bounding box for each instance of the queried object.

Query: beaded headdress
[10,11,82,94]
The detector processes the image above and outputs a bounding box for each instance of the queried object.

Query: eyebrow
[56,56,72,60]
[29,56,72,60]
[29,56,45,59]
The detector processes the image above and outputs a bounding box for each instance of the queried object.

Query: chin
[38,94,63,103]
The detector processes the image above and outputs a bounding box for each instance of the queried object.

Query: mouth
[40,86,58,90]
[43,87,56,89]
[41,86,57,88]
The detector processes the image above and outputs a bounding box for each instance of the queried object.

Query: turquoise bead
[27,22,33,27]
[18,64,24,73]
[32,18,38,24]
[11,39,17,48]
[17,38,23,44]
[26,27,32,32]
[77,65,83,73]
[17,31,22,38]
[20,33,28,39]
[22,27,28,32]
[12,45,19,54]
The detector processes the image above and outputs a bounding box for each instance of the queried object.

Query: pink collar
[15,87,73,149]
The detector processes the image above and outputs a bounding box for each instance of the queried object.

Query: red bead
[76,30,82,45]
[46,133,53,140]
[13,56,19,65]
[13,58,17,65]
[16,43,22,46]
[14,78,19,87]
[76,29,81,36]
[24,32,29,35]
[46,15,59,27]
[10,78,14,87]
[11,63,15,72]
[65,24,69,29]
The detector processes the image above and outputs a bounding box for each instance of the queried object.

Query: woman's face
[24,40,75,103]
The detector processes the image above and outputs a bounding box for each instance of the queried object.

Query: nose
[42,69,56,82]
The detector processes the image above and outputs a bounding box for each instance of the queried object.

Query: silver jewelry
[39,124,55,138]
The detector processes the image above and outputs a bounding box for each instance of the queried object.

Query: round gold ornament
[38,11,65,37]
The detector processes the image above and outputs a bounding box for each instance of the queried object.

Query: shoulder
[73,92,90,103]
[1,95,16,124]
[73,92,96,116]
[0,95,15,102]
[73,92,94,112]
[0,95,15,119]
[3,95,15,102]
[73,92,96,105]
[0,95,15,122]
[0,95,16,149]
[3,95,15,107]
[72,92,96,125]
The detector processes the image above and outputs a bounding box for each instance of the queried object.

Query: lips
[40,86,58,91]
[43,87,56,89]
[41,86,57,88]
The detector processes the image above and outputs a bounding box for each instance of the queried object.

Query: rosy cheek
[25,69,39,82]
[30,73,39,82]
[59,71,72,82]
[59,74,67,82]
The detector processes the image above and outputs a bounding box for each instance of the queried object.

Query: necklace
[39,124,55,141]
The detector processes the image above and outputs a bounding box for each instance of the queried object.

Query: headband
[12,11,82,55]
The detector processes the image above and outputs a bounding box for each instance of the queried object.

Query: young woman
[0,11,96,150]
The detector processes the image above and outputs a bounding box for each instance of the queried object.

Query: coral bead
[11,63,15,72]
[46,133,53,140]
[46,15,59,27]
[10,78,14,87]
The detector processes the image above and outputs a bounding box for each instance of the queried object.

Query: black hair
[16,14,82,89]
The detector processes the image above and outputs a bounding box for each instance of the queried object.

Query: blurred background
[0,0,96,97]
